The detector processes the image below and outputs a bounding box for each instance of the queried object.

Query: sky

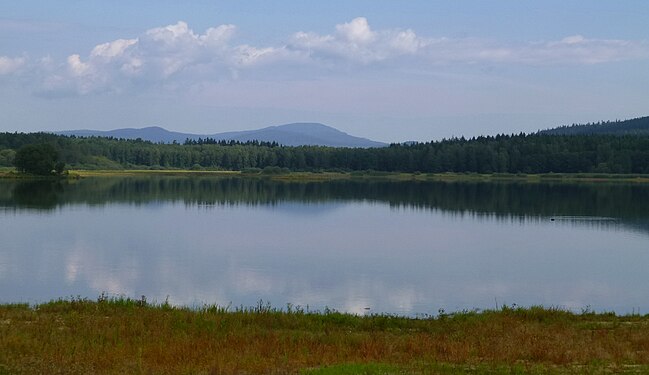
[1,1,648,142]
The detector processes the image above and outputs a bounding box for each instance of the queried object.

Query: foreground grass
[2,298,649,374]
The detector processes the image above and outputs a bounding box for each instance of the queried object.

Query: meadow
[2,297,649,374]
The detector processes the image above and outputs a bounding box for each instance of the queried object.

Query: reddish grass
[1,299,649,374]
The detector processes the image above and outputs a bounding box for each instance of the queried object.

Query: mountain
[57,126,193,144]
[57,123,387,148]
[211,123,386,147]
[539,116,649,136]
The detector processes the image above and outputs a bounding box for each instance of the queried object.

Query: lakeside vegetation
[2,130,649,174]
[2,297,649,374]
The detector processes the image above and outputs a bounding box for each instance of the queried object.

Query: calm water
[1,177,648,315]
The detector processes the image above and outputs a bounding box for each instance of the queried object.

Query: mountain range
[55,116,649,148]
[57,123,387,148]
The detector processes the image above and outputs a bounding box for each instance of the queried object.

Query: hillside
[57,123,387,148]
[539,116,649,135]
[216,123,387,147]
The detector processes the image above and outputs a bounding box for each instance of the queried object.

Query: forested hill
[539,116,649,135]
[2,131,649,174]
[57,123,387,148]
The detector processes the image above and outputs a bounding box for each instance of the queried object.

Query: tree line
[540,116,649,136]
[1,131,649,174]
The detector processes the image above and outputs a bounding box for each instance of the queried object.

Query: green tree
[0,149,16,166]
[13,143,65,175]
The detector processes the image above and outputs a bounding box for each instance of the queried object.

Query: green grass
[301,363,402,374]
[302,362,649,374]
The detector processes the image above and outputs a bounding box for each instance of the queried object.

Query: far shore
[2,166,649,183]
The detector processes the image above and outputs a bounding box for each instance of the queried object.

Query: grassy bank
[2,298,649,374]
[69,169,649,183]
[2,166,649,183]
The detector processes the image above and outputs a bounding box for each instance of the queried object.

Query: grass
[301,363,402,374]
[2,166,649,183]
[2,298,649,374]
[0,168,26,179]
[61,169,649,183]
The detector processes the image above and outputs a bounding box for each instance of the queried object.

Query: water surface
[1,177,648,315]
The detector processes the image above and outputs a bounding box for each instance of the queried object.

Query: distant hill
[539,116,649,136]
[57,123,387,148]
[57,126,192,144]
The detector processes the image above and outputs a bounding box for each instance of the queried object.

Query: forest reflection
[2,176,648,233]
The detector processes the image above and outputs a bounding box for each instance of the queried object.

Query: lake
[1,176,648,315]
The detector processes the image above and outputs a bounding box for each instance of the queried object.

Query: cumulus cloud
[14,18,649,96]
[0,56,26,75]
[289,17,428,64]
[337,17,376,44]
[40,21,292,95]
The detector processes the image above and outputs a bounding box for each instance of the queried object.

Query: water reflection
[0,177,648,315]
[8,180,64,209]
[2,177,649,233]
[2,177,649,214]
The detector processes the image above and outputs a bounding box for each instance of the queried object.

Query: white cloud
[41,21,291,95]
[289,17,428,64]
[19,18,649,96]
[91,39,137,59]
[67,54,90,76]
[0,56,26,75]
[336,17,376,44]
[288,20,649,66]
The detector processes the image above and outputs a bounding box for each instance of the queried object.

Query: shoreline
[3,167,649,183]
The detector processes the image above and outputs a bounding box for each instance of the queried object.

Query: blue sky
[1,1,648,142]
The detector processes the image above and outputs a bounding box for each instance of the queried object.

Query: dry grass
[2,298,649,374]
